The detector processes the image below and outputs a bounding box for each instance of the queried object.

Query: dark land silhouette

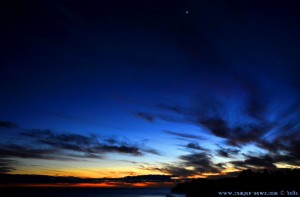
[0,174,173,184]
[0,170,300,196]
[0,174,175,196]
[172,169,300,197]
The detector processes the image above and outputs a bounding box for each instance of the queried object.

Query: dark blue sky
[1,0,300,178]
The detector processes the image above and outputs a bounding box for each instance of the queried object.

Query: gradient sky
[1,0,300,184]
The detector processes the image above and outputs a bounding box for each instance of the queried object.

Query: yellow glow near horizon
[11,157,169,178]
[12,165,167,178]
[12,159,300,181]
[185,166,241,179]
[275,163,300,169]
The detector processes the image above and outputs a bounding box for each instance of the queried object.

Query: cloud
[0,121,18,128]
[142,148,161,155]
[164,130,204,141]
[205,170,241,179]
[156,165,196,177]
[21,129,157,157]
[186,143,207,151]
[22,130,99,154]
[0,144,61,160]
[156,88,273,148]
[231,134,300,170]
[231,154,277,169]
[97,145,142,156]
[135,112,154,122]
[179,152,222,173]
[217,150,229,158]
[157,104,187,114]
[121,174,173,183]
[0,158,16,174]
[255,133,300,167]
[217,147,240,158]
[155,74,300,171]
[0,123,160,173]
[146,152,224,178]
[198,118,271,147]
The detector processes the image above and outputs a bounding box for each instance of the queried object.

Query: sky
[1,0,300,187]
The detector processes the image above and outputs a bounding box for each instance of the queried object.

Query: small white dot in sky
[185,10,189,14]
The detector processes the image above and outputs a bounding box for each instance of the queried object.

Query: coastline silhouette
[172,169,300,197]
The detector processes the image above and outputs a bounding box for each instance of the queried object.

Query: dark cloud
[0,121,18,128]
[0,144,60,160]
[231,154,277,169]
[217,147,240,158]
[148,152,223,178]
[179,152,221,173]
[153,88,300,177]
[199,118,229,139]
[232,136,300,170]
[21,129,158,157]
[98,145,142,156]
[155,85,274,148]
[157,104,187,115]
[0,144,88,161]
[156,165,196,177]
[218,150,229,158]
[142,148,161,155]
[256,133,300,167]
[164,130,204,141]
[261,133,300,156]
[0,158,16,174]
[186,143,207,151]
[206,170,241,179]
[155,74,300,171]
[198,118,271,147]
[157,114,187,124]
[0,126,160,168]
[135,112,154,122]
[22,130,98,153]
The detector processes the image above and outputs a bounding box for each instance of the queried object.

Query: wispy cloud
[152,74,300,172]
[135,112,155,123]
[217,147,240,158]
[0,144,62,160]
[0,121,18,128]
[185,142,207,151]
[164,130,204,141]
[231,154,277,169]
[0,121,160,173]
[20,129,158,157]
[0,158,17,174]
[142,152,224,178]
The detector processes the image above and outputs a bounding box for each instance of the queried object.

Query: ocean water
[0,187,186,197]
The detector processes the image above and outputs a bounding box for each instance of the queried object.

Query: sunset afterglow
[1,0,300,189]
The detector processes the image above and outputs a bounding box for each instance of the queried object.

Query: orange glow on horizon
[3,181,177,188]
[186,168,241,179]
[11,164,164,179]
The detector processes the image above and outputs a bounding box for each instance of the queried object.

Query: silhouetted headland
[172,169,300,197]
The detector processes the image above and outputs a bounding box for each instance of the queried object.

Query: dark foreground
[172,169,300,197]
[0,187,185,197]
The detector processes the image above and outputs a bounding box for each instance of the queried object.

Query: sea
[0,187,186,197]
